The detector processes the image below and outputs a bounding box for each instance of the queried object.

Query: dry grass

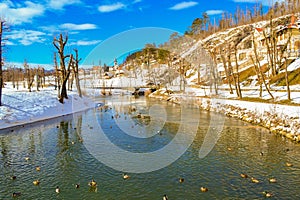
[270,67,300,86]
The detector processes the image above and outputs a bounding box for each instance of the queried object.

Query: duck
[162,194,168,200]
[123,173,130,180]
[260,152,264,156]
[75,183,80,188]
[33,180,40,185]
[240,173,248,178]
[286,162,293,167]
[179,178,184,183]
[36,166,41,171]
[25,157,30,161]
[55,186,60,193]
[89,179,97,187]
[200,187,208,192]
[269,178,277,183]
[227,147,232,151]
[263,191,273,198]
[12,192,21,197]
[251,177,259,183]
[11,175,17,180]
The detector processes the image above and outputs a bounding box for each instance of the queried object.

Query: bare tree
[263,10,279,77]
[73,49,82,97]
[219,46,234,94]
[0,20,7,106]
[284,57,291,100]
[226,48,240,98]
[24,60,34,92]
[233,46,242,99]
[252,31,274,99]
[68,72,74,91]
[53,34,73,103]
[250,55,263,97]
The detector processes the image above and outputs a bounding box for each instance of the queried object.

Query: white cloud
[206,10,224,15]
[59,23,98,30]
[133,0,142,4]
[8,30,46,46]
[5,40,15,46]
[169,1,198,10]
[232,0,285,6]
[0,1,45,25]
[98,2,126,13]
[70,40,101,46]
[48,0,81,10]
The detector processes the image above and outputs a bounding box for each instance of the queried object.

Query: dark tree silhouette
[53,34,73,103]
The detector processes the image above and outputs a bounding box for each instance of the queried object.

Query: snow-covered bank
[149,88,300,143]
[0,85,95,130]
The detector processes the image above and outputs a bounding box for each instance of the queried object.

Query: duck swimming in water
[33,180,40,185]
[89,179,97,187]
[286,162,293,167]
[55,186,60,193]
[269,178,277,183]
[240,173,248,178]
[12,192,21,197]
[263,191,273,198]
[251,177,259,183]
[123,173,130,180]
[200,187,208,192]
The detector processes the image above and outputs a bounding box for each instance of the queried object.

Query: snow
[287,58,300,71]
[0,83,95,130]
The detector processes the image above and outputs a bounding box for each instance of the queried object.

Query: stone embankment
[149,89,300,143]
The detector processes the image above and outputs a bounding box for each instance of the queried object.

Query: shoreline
[149,89,300,143]
[0,93,95,131]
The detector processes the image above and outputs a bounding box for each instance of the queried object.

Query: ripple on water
[1,98,300,199]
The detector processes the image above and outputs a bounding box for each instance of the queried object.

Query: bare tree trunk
[252,33,274,99]
[227,54,240,98]
[35,68,39,91]
[68,72,74,91]
[16,68,19,90]
[250,55,263,98]
[53,34,72,103]
[233,46,242,99]
[210,52,218,95]
[24,61,34,92]
[263,13,278,76]
[58,55,73,103]
[73,49,82,97]
[0,21,3,106]
[12,67,15,88]
[285,57,291,100]
[220,53,233,94]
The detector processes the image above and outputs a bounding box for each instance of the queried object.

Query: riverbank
[0,85,95,130]
[149,88,300,143]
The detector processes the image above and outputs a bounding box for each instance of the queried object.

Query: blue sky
[1,0,282,68]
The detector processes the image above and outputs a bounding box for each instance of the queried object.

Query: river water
[0,95,300,199]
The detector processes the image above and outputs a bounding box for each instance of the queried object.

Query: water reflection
[0,97,300,199]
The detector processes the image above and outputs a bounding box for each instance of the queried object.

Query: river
[0,95,300,199]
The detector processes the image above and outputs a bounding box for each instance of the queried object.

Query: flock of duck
[8,105,295,199]
[10,161,132,198]
[229,148,294,199]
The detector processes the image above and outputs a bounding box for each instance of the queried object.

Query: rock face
[149,90,300,143]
